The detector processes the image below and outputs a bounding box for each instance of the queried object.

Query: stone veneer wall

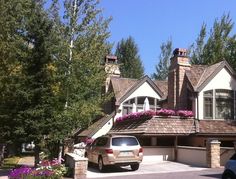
[65,153,88,179]
[206,139,221,168]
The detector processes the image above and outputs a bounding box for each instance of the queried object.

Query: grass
[1,156,21,169]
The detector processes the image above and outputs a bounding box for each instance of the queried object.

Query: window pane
[112,137,138,146]
[137,97,145,104]
[204,97,213,118]
[215,90,233,119]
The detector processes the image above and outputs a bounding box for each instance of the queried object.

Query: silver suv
[222,153,236,179]
[85,135,143,172]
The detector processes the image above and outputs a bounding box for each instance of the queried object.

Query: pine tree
[152,39,173,80]
[190,24,206,64]
[190,13,236,66]
[115,36,144,78]
[0,0,32,145]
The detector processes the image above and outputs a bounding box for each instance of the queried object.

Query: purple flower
[156,109,176,116]
[176,110,193,117]
[9,166,32,179]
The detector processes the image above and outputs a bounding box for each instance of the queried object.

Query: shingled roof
[78,112,115,138]
[186,61,235,92]
[110,77,137,103]
[197,120,236,136]
[109,117,196,136]
[110,76,166,105]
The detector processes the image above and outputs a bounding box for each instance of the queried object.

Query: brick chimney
[167,48,191,110]
[104,55,120,92]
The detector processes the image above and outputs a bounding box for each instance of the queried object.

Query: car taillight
[105,149,113,154]
[139,147,143,153]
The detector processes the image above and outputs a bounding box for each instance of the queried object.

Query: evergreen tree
[190,24,206,64]
[115,36,144,78]
[190,14,236,67]
[0,0,31,146]
[152,39,173,80]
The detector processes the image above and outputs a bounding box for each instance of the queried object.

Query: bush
[9,159,67,179]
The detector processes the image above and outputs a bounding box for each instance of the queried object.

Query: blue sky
[99,0,236,76]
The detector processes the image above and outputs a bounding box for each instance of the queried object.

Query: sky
[98,0,236,76]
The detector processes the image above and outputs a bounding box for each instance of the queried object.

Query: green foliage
[0,0,111,158]
[115,36,144,78]
[152,39,173,80]
[190,13,236,67]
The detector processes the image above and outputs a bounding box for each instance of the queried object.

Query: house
[77,48,236,149]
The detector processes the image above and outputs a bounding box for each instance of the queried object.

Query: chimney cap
[173,48,187,57]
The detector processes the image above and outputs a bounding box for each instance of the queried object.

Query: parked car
[222,153,236,179]
[85,135,143,172]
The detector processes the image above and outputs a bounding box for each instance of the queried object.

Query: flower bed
[9,159,67,179]
[116,109,193,123]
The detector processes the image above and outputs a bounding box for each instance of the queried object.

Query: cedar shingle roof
[109,117,236,136]
[154,80,168,98]
[110,77,137,102]
[198,120,236,136]
[109,117,196,136]
[186,61,231,91]
[78,112,115,138]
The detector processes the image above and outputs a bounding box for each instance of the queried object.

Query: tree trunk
[34,145,40,167]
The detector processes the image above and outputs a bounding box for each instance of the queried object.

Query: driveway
[87,160,215,178]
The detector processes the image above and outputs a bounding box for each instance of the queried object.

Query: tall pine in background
[115,36,144,78]
[190,13,236,68]
[152,39,173,80]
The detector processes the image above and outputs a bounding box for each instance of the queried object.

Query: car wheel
[222,172,235,179]
[130,163,139,171]
[98,156,105,172]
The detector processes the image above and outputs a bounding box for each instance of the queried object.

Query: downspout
[195,92,199,120]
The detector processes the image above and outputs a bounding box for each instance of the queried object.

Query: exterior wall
[114,82,161,120]
[198,68,236,119]
[177,146,207,167]
[125,82,161,101]
[143,146,174,163]
[91,118,114,139]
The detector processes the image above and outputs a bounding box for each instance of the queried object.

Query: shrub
[9,159,67,179]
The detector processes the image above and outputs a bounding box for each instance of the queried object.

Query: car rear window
[112,137,139,146]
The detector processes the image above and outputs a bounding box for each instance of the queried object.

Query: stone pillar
[206,139,221,168]
[74,158,88,179]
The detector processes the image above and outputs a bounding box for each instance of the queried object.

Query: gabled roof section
[186,61,236,92]
[77,112,115,138]
[153,80,168,99]
[110,77,137,103]
[117,75,164,105]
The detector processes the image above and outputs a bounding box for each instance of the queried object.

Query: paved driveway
[87,161,215,178]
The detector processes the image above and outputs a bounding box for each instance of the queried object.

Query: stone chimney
[104,55,120,92]
[167,48,191,110]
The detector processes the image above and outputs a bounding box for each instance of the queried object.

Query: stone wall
[65,153,88,179]
[206,139,221,168]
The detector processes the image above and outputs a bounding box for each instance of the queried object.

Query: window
[96,137,108,146]
[215,90,233,119]
[203,89,234,120]
[122,96,160,115]
[204,90,213,118]
[112,137,138,146]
